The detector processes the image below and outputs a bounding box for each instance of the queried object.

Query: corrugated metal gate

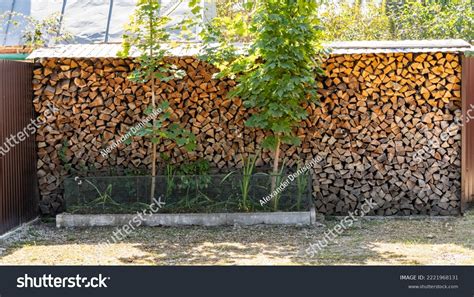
[0,60,38,235]
[462,54,474,212]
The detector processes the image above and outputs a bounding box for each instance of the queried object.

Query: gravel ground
[0,210,472,265]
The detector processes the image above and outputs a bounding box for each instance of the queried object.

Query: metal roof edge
[27,40,473,59]
[325,39,471,49]
[326,40,472,55]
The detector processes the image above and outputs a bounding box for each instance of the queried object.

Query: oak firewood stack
[32,51,462,216]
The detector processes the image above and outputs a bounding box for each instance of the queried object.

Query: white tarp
[0,0,215,46]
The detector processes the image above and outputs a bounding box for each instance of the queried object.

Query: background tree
[119,0,196,202]
[0,12,71,48]
[200,0,256,70]
[320,0,473,42]
[319,1,391,41]
[203,0,326,209]
[387,0,473,40]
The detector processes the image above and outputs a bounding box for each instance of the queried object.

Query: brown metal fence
[0,60,38,235]
[462,54,474,212]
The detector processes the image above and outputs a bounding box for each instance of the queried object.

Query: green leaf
[281,135,301,146]
[184,142,196,151]
[262,136,279,151]
[175,138,186,146]
[191,6,201,15]
[144,106,154,115]
[159,101,170,110]
[123,138,133,145]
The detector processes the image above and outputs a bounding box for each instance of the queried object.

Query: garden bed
[64,174,312,213]
[60,174,313,226]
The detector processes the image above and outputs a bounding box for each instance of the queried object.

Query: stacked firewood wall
[32,52,462,215]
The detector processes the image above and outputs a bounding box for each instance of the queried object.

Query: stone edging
[56,211,316,227]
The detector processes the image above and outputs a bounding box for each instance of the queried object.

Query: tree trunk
[150,76,157,203]
[271,136,281,210]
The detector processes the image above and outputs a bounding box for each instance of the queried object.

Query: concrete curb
[309,206,317,226]
[56,211,313,227]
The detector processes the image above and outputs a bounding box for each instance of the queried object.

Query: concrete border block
[56,211,312,227]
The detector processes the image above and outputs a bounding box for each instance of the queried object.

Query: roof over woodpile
[27,43,201,59]
[27,39,473,59]
[329,39,473,54]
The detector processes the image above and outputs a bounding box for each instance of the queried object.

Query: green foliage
[219,153,261,211]
[119,0,196,156]
[240,154,258,211]
[320,1,392,41]
[200,0,256,69]
[124,102,196,151]
[388,0,473,41]
[58,139,72,173]
[203,0,325,151]
[0,12,72,48]
[117,0,183,83]
[118,0,200,74]
[164,162,176,197]
[294,161,309,211]
[321,0,473,42]
[174,159,212,208]
[214,0,254,18]
[72,181,119,213]
[176,159,211,178]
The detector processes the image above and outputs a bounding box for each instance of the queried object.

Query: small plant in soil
[294,161,310,211]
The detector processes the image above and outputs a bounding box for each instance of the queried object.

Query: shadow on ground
[0,209,472,265]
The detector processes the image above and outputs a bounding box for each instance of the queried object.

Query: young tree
[203,0,325,208]
[119,0,196,202]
